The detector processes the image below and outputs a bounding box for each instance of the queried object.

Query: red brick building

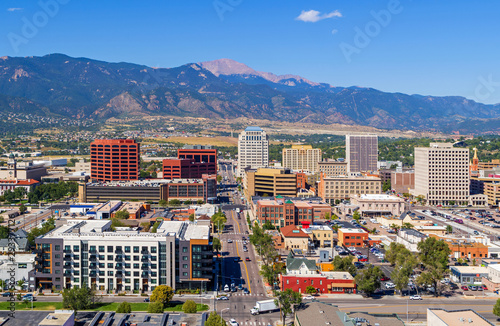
[90,139,140,181]
[163,147,217,180]
[279,272,356,294]
[256,198,331,228]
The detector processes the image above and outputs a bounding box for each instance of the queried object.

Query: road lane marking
[231,210,252,294]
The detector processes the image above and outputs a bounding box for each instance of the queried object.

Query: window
[151,247,157,253]
[55,245,60,251]
[134,256,139,261]
[107,246,113,253]
[73,245,79,252]
[182,247,188,253]
[183,272,188,276]
[107,263,113,268]
[99,246,105,252]
[183,256,188,261]
[183,264,188,269]
[133,264,139,269]
[133,246,139,253]
[125,246,131,253]
[107,255,113,260]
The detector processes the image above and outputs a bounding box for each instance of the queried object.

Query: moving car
[380,276,390,281]
[1,292,12,297]
[409,295,422,300]
[217,296,229,300]
[229,319,239,326]
[245,257,250,261]
[304,295,314,300]
[228,239,233,243]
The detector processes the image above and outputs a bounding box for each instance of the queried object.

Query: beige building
[282,145,321,173]
[302,225,334,248]
[74,159,91,173]
[0,158,47,181]
[317,174,382,205]
[280,225,310,251]
[350,194,405,217]
[237,126,269,177]
[244,167,297,201]
[427,308,493,326]
[346,134,378,173]
[414,225,447,236]
[484,182,500,206]
[318,159,348,177]
[411,143,469,206]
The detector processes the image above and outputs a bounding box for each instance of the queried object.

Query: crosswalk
[237,322,272,326]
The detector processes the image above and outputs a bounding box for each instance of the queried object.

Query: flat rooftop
[428,308,494,326]
[451,266,488,274]
[86,178,206,187]
[355,194,403,201]
[339,228,367,234]
[38,310,74,326]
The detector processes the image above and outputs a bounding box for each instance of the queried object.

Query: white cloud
[7,8,23,12]
[296,9,342,23]
[331,29,338,35]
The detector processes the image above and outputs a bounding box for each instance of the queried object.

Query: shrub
[116,301,131,313]
[182,300,197,313]
[147,301,164,313]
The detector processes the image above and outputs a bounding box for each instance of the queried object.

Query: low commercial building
[396,228,427,252]
[414,225,447,236]
[29,219,212,293]
[427,308,494,326]
[337,228,380,247]
[450,266,488,284]
[280,271,356,294]
[39,310,75,326]
[0,158,48,181]
[302,225,334,248]
[0,179,39,196]
[448,240,489,260]
[317,174,382,205]
[482,264,500,292]
[280,225,311,251]
[0,253,34,287]
[350,194,405,217]
[78,175,217,203]
[391,170,415,194]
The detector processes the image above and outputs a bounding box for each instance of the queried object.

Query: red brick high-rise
[163,146,217,180]
[90,139,140,181]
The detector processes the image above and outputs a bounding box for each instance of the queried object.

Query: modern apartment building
[90,139,140,181]
[237,127,269,177]
[244,168,297,201]
[282,145,322,173]
[29,220,212,293]
[411,143,470,206]
[345,134,378,173]
[79,175,217,203]
[317,174,382,204]
[318,159,348,177]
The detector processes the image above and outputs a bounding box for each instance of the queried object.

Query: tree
[389,224,401,233]
[62,286,100,313]
[212,237,221,254]
[391,253,418,295]
[17,279,25,290]
[332,256,356,275]
[189,213,195,222]
[197,200,205,205]
[275,289,302,326]
[216,175,223,183]
[262,220,275,230]
[115,210,130,220]
[493,298,500,318]
[449,200,456,206]
[151,220,161,233]
[19,203,27,214]
[168,199,181,206]
[205,311,226,326]
[147,301,164,313]
[182,300,197,313]
[385,243,408,266]
[382,180,391,192]
[355,265,384,296]
[324,212,331,220]
[159,199,168,207]
[150,285,174,307]
[402,222,414,229]
[211,212,227,235]
[116,301,132,313]
[305,286,316,294]
[184,200,192,205]
[446,225,453,234]
[416,237,451,296]
[353,210,361,222]
[335,199,341,205]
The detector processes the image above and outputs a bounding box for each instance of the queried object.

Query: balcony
[63,271,72,277]
[141,256,149,262]
[35,265,43,272]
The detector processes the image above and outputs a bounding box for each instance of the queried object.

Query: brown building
[391,170,415,194]
[485,182,500,206]
[244,167,297,201]
[90,139,140,181]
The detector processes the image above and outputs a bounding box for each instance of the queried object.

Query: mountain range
[0,53,499,134]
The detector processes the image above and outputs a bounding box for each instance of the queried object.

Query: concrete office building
[237,127,269,177]
[412,143,470,206]
[244,168,297,201]
[282,145,322,173]
[318,159,348,177]
[345,135,378,173]
[29,220,212,293]
[0,157,47,181]
[317,174,382,204]
[163,146,218,180]
[90,139,140,181]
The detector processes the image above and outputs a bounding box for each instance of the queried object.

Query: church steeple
[470,147,479,173]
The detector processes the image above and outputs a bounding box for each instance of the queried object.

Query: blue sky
[2,0,500,104]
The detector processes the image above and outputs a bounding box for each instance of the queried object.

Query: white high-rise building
[346,134,378,173]
[237,127,269,177]
[282,145,322,173]
[411,143,470,206]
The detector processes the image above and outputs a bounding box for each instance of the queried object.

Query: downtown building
[345,134,378,173]
[163,146,218,180]
[282,145,322,173]
[29,220,212,293]
[90,139,140,181]
[237,127,269,177]
[411,143,470,206]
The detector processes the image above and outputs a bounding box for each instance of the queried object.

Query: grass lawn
[0,301,208,312]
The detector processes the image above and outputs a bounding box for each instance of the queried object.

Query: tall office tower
[90,139,140,181]
[282,145,322,173]
[346,135,378,173]
[412,143,470,206]
[237,127,269,177]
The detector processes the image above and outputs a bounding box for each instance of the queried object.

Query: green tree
[115,210,130,219]
[335,199,341,205]
[168,199,181,206]
[324,212,331,220]
[332,256,356,275]
[62,286,100,313]
[391,254,418,295]
[402,222,414,229]
[274,289,302,326]
[116,301,132,313]
[382,180,391,192]
[211,212,227,235]
[17,279,25,290]
[205,311,226,326]
[385,243,408,266]
[446,225,453,234]
[182,300,197,313]
[151,220,161,233]
[16,293,22,301]
[389,224,401,233]
[213,237,221,254]
[494,298,500,318]
[184,200,192,205]
[216,175,223,183]
[353,210,361,222]
[355,265,384,296]
[416,237,451,296]
[196,200,205,205]
[189,213,195,222]
[262,220,275,230]
[150,285,174,307]
[159,199,168,207]
[449,200,456,206]
[19,203,27,214]
[0,226,10,239]
[305,286,316,294]
[147,301,164,313]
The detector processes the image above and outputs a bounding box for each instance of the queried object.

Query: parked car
[1,292,12,297]
[409,295,422,300]
[482,285,488,290]
[228,239,233,243]
[469,285,477,291]
[461,286,468,291]
[380,276,390,281]
[304,295,314,300]
[143,297,150,302]
[243,288,250,294]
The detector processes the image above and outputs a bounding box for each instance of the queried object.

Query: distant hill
[0,53,499,134]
